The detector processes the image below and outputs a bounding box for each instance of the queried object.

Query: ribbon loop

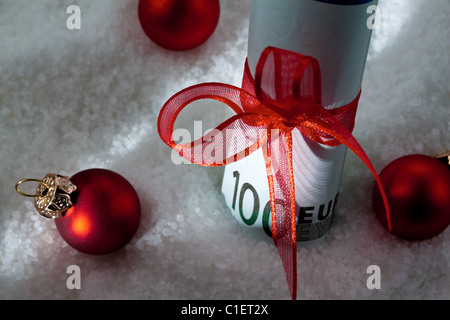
[158,46,391,300]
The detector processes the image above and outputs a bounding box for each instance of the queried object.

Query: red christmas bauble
[372,154,450,241]
[55,169,141,255]
[138,0,220,51]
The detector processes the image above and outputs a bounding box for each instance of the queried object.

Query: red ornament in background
[372,154,450,241]
[55,169,141,255]
[138,0,220,51]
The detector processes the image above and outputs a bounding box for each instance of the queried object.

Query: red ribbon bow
[158,46,391,300]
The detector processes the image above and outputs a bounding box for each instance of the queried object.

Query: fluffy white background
[0,0,448,299]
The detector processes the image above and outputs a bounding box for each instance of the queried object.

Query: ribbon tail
[263,129,297,300]
[304,117,392,232]
[342,133,392,232]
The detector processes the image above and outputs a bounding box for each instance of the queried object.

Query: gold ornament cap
[15,174,77,218]
[435,150,450,169]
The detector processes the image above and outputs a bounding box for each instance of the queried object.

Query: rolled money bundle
[221,0,378,247]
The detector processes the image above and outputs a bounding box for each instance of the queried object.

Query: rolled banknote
[222,0,378,247]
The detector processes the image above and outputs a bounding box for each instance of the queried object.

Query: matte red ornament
[372,154,450,241]
[55,169,141,255]
[138,0,220,51]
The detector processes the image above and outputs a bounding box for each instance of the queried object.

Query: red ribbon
[158,47,391,300]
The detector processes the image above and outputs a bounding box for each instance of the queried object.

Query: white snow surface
[0,0,448,299]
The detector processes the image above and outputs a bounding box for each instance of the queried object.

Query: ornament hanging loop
[15,174,77,219]
[15,179,50,198]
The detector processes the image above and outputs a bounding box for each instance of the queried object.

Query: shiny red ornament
[55,169,141,255]
[138,0,220,51]
[372,154,450,241]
